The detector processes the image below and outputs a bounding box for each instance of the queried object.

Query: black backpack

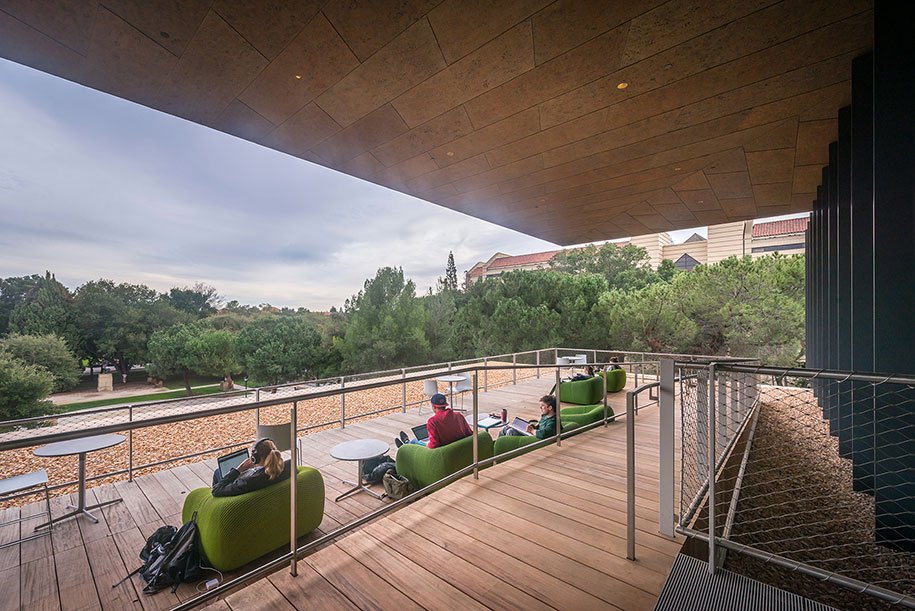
[114,512,202,595]
[362,454,394,485]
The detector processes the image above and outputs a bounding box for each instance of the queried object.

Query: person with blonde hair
[211,438,291,497]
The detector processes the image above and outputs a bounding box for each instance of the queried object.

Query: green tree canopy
[235,316,322,385]
[341,267,428,372]
[0,353,55,420]
[74,280,190,381]
[0,333,81,393]
[550,242,663,291]
[166,283,220,318]
[0,274,43,335]
[5,272,81,348]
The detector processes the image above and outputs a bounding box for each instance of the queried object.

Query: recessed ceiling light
[663,64,672,70]
[675,167,681,171]
[617,82,628,89]
[295,75,302,79]
[160,31,170,39]
[446,151,454,156]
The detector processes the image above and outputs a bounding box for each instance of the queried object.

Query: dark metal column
[873,3,915,552]
[836,107,852,458]
[849,52,874,494]
[827,142,839,437]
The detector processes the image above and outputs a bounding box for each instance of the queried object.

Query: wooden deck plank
[84,535,143,610]
[304,544,421,610]
[76,488,113,544]
[113,481,159,527]
[21,555,60,611]
[19,494,54,563]
[95,482,138,535]
[132,473,181,520]
[334,528,489,611]
[54,545,101,611]
[112,526,178,611]
[225,578,295,610]
[364,518,553,611]
[0,506,20,571]
[0,565,20,611]
[266,560,359,610]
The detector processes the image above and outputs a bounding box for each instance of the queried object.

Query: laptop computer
[411,423,430,443]
[508,417,533,436]
[217,448,249,478]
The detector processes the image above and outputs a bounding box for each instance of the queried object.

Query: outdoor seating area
[0,371,646,610]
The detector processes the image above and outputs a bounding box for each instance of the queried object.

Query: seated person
[211,438,291,497]
[499,395,558,439]
[609,356,622,370]
[570,365,595,381]
[395,393,473,449]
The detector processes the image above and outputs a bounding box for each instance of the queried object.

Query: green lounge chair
[560,403,615,427]
[395,431,493,490]
[493,421,581,457]
[182,466,324,571]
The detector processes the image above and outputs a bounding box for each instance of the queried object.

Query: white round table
[33,434,125,527]
[329,439,389,502]
[436,374,467,411]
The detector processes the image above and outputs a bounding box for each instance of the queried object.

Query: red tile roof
[468,267,484,276]
[489,249,564,269]
[752,218,809,238]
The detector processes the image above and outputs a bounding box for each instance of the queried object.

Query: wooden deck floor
[0,375,678,611]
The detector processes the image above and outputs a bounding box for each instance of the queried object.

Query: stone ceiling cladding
[0,0,874,245]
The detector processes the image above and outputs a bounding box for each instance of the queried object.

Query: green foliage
[166,283,219,317]
[189,328,241,382]
[0,274,43,335]
[235,316,323,385]
[422,290,457,362]
[550,242,661,291]
[73,280,190,380]
[0,353,55,420]
[438,251,459,292]
[0,334,81,392]
[5,272,81,348]
[341,267,429,372]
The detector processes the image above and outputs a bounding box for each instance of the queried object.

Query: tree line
[0,245,805,420]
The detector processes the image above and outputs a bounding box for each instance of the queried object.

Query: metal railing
[664,360,915,608]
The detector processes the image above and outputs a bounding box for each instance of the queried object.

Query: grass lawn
[55,384,240,413]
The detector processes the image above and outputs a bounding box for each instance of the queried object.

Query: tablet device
[217,448,249,478]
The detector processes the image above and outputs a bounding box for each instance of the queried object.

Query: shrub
[0,333,81,392]
[0,353,55,420]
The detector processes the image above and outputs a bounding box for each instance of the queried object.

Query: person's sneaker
[394,437,403,448]
[398,431,409,444]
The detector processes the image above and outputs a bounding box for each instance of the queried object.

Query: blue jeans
[212,468,222,487]
[406,439,427,446]
[499,425,526,437]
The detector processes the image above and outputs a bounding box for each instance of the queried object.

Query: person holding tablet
[211,438,291,497]
[499,395,558,438]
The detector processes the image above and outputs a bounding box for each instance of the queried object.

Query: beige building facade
[467,218,808,283]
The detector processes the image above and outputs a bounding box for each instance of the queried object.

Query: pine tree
[444,251,458,291]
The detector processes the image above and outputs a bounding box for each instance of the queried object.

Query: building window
[751,242,805,253]
[486,273,501,279]
[675,254,700,270]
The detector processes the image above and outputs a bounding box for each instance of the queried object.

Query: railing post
[592,349,597,365]
[290,402,298,577]
[659,359,674,537]
[401,368,407,413]
[512,353,517,385]
[626,390,636,560]
[555,368,561,447]
[729,372,739,432]
[128,405,133,482]
[536,350,540,379]
[472,372,479,480]
[718,369,727,452]
[603,366,608,425]
[697,369,709,488]
[708,364,717,575]
[256,388,261,429]
[340,376,346,429]
[483,357,488,392]
[339,377,345,429]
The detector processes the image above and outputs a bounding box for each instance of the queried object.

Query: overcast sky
[0,58,801,311]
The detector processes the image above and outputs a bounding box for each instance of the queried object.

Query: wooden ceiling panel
[159,11,267,124]
[373,106,475,167]
[322,0,440,62]
[1,0,874,245]
[80,7,176,109]
[530,0,658,65]
[237,13,359,126]
[313,18,445,127]
[427,0,550,64]
[391,21,534,128]
[213,0,323,61]
[2,0,95,56]
[462,24,627,128]
[102,0,211,56]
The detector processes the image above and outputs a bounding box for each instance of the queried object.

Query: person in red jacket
[396,393,472,449]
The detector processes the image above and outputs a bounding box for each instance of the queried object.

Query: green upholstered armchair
[597,368,627,392]
[395,431,493,490]
[555,375,604,405]
[493,421,581,457]
[560,403,615,426]
[182,466,324,571]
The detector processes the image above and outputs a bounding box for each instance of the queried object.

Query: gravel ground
[1,366,522,510]
[724,386,915,610]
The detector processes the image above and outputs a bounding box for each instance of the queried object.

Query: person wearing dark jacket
[211,438,291,497]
